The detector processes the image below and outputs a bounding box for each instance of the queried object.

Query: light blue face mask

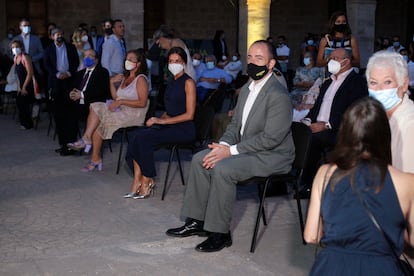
[303,57,311,66]
[368,87,402,111]
[206,61,215,70]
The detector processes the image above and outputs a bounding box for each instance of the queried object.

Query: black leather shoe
[60,147,76,156]
[166,219,209,237]
[195,232,232,253]
[294,185,311,199]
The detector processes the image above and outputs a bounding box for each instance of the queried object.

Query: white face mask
[12,47,22,56]
[222,55,227,61]
[168,63,184,76]
[81,35,88,42]
[192,59,200,67]
[232,56,238,62]
[327,59,342,75]
[124,60,137,71]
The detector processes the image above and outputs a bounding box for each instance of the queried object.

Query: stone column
[347,0,377,68]
[238,0,272,71]
[110,0,144,50]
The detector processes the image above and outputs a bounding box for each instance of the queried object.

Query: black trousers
[302,130,336,187]
[16,92,34,129]
[51,78,79,146]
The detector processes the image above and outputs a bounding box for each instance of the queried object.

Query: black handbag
[356,188,414,276]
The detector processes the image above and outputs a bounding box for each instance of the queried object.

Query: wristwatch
[325,122,331,130]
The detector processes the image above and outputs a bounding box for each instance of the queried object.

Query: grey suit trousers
[181,148,279,233]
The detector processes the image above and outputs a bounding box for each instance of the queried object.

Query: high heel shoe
[133,181,155,199]
[67,137,92,153]
[81,160,103,172]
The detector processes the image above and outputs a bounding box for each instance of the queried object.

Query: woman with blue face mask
[366,50,414,173]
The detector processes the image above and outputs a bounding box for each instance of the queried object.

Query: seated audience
[366,51,414,173]
[165,40,295,253]
[67,49,149,172]
[223,52,243,81]
[290,51,323,121]
[192,51,206,82]
[196,55,232,104]
[67,49,111,122]
[124,47,196,199]
[304,97,414,275]
[299,48,368,198]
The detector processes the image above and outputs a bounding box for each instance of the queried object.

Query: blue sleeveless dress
[125,73,195,177]
[310,165,406,275]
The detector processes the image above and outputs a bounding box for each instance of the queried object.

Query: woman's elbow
[303,233,318,244]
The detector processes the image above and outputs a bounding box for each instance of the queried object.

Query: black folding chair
[238,122,312,252]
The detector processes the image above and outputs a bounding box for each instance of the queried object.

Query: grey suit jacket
[220,73,295,175]
[13,34,44,74]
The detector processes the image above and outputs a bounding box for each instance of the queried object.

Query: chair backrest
[193,105,215,146]
[291,122,312,170]
[202,83,227,113]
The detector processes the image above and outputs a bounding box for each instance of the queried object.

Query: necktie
[79,70,91,91]
[120,39,126,57]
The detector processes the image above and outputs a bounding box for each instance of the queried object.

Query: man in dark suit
[166,40,295,252]
[299,48,368,197]
[68,49,111,121]
[43,27,79,156]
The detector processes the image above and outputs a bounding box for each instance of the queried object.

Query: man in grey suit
[166,40,295,252]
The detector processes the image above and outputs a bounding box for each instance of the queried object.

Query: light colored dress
[389,93,414,173]
[91,74,149,139]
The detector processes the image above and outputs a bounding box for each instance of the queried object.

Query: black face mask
[56,37,64,43]
[247,63,269,81]
[334,23,347,33]
[104,28,112,35]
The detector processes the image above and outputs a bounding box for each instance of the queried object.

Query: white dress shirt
[221,72,273,155]
[316,67,353,123]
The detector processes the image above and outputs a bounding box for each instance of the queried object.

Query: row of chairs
[114,91,313,253]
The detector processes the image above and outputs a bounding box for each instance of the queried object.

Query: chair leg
[161,145,177,200]
[107,140,113,153]
[175,149,185,186]
[250,179,270,253]
[294,179,307,245]
[257,183,267,225]
[116,129,127,174]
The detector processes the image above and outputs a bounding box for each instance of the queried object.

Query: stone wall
[48,0,110,41]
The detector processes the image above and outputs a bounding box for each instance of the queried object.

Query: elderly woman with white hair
[366,50,414,173]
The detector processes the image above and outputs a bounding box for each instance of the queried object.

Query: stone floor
[0,109,315,276]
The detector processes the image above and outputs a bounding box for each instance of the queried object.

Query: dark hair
[125,49,148,77]
[251,40,275,60]
[112,19,123,28]
[101,18,113,26]
[328,10,352,37]
[213,30,225,41]
[153,25,175,40]
[167,47,187,64]
[328,97,391,191]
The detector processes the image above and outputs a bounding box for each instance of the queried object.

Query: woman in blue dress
[304,97,414,275]
[124,47,196,199]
